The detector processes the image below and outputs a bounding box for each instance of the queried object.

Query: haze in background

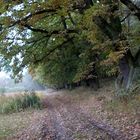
[0,71,45,94]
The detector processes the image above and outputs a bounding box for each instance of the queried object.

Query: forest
[0,0,140,140]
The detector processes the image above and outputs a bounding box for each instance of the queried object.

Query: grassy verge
[105,94,140,114]
[0,91,45,139]
[61,85,140,139]
[0,110,44,139]
[0,91,42,114]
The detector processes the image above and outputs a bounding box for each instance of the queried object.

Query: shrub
[0,91,42,114]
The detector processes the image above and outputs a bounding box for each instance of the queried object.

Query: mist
[0,72,45,94]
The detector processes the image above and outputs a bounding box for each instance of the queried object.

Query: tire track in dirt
[47,95,129,140]
[44,97,71,140]
[14,94,129,140]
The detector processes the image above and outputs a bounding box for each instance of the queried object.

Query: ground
[0,82,140,140]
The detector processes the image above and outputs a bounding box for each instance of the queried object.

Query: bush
[0,91,42,114]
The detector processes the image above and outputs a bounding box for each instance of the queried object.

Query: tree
[0,0,140,91]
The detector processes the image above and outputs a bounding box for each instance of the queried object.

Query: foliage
[0,91,42,114]
[29,39,80,87]
[0,0,140,89]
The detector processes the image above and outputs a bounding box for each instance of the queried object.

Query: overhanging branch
[9,9,56,28]
[121,13,131,22]
[33,37,74,64]
[120,0,140,20]
[22,24,78,35]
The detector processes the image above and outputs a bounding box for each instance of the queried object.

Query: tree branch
[121,13,131,22]
[23,24,78,35]
[33,37,74,64]
[120,0,140,20]
[9,9,56,28]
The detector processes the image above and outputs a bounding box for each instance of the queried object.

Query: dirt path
[14,94,129,140]
[42,96,128,140]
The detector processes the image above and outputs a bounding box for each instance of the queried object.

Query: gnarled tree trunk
[116,49,140,93]
[116,54,134,92]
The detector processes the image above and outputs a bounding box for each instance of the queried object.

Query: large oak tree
[0,0,140,91]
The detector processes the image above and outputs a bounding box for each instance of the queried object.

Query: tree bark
[116,52,135,92]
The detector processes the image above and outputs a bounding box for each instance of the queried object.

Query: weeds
[0,91,42,114]
[105,93,140,114]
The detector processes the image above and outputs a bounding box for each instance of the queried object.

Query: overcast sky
[0,72,10,78]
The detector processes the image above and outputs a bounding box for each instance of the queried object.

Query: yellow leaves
[99,39,130,66]
[31,3,39,11]
[0,1,3,5]
[0,1,9,12]
[49,0,60,8]
[92,3,108,18]
[83,7,94,27]
[48,0,69,9]
[28,14,46,25]
[101,50,124,66]
[119,40,129,50]
[48,0,72,16]
[61,0,72,8]
[86,28,105,44]
[81,10,100,43]
[57,9,68,17]
[1,16,12,26]
[108,51,124,63]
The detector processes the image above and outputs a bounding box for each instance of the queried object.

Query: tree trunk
[115,50,135,93]
[91,0,140,93]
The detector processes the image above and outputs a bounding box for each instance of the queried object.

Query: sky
[0,72,9,78]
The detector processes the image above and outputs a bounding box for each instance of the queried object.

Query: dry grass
[0,110,43,139]
[57,82,140,139]
[0,91,42,114]
[0,92,46,139]
[0,81,140,139]
[64,87,139,139]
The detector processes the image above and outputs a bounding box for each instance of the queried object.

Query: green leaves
[0,0,139,88]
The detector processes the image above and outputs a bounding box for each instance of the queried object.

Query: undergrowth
[105,91,140,114]
[0,91,42,114]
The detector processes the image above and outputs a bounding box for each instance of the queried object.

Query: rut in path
[14,94,129,140]
[41,95,128,140]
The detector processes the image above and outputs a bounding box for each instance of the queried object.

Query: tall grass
[0,91,42,114]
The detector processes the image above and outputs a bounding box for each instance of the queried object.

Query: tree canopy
[0,0,140,90]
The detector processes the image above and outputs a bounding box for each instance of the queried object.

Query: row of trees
[0,0,140,92]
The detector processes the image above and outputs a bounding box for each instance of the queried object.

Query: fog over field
[0,72,45,93]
